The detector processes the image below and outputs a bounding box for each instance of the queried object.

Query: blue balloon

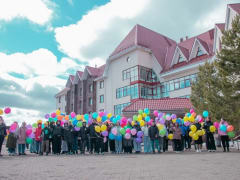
[187,113,191,117]
[116,115,121,120]
[176,118,182,124]
[110,116,114,122]
[113,118,117,124]
[144,108,150,114]
[116,135,122,141]
[202,111,209,118]
[145,116,150,122]
[102,116,107,122]
[84,114,89,120]
[109,133,115,140]
[92,112,98,119]
[220,124,227,132]
[73,120,78,126]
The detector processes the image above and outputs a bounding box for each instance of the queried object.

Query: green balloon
[120,128,126,135]
[26,138,33,144]
[138,110,143,115]
[133,115,138,121]
[32,123,37,128]
[48,118,53,122]
[228,131,235,138]
[159,129,166,136]
[77,121,82,127]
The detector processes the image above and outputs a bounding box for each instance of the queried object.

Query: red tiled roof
[216,23,225,32]
[110,24,176,68]
[229,3,240,14]
[122,98,193,112]
[86,65,105,77]
[77,71,83,79]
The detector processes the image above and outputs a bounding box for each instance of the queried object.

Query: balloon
[116,115,121,120]
[111,127,117,135]
[131,128,137,135]
[29,133,35,139]
[126,128,131,134]
[92,112,98,119]
[109,133,115,140]
[140,120,145,127]
[99,112,104,117]
[168,134,173,140]
[74,127,80,131]
[84,114,89,121]
[190,125,197,132]
[116,135,122,141]
[142,113,147,118]
[187,113,191,117]
[227,131,235,138]
[184,121,190,126]
[153,110,158,117]
[95,126,101,133]
[72,120,78,126]
[210,125,216,133]
[213,122,219,129]
[144,108,150,115]
[4,107,11,114]
[191,112,196,118]
[189,131,194,137]
[159,118,165,124]
[220,124,227,132]
[26,129,32,136]
[45,114,50,119]
[171,114,177,119]
[166,114,171,121]
[26,138,33,144]
[137,115,142,121]
[136,137,142,143]
[120,128,126,135]
[138,109,143,114]
[107,113,112,119]
[32,123,37,128]
[51,112,56,118]
[57,115,63,121]
[102,116,107,122]
[102,131,108,137]
[137,131,143,138]
[159,129,166,137]
[76,115,81,121]
[77,121,82,127]
[189,116,195,123]
[158,112,163,118]
[192,133,199,140]
[125,133,131,139]
[101,125,107,132]
[183,116,189,122]
[202,111,209,118]
[97,116,102,123]
[227,125,234,132]
[133,115,138,121]
[190,108,195,114]
[131,121,135,127]
[176,119,182,124]
[196,130,203,136]
[88,118,93,125]
[56,109,61,116]
[70,112,76,118]
[0,109,3,115]
[201,129,205,135]
[26,124,32,129]
[145,116,150,122]
[157,124,164,130]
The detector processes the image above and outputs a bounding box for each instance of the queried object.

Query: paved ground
[0,147,240,180]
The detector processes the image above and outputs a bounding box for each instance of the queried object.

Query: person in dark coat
[72,124,79,154]
[108,123,115,153]
[194,121,203,152]
[6,132,17,156]
[0,116,7,156]
[95,123,104,155]
[203,117,216,152]
[148,121,160,153]
[65,122,74,154]
[48,122,55,153]
[52,120,63,155]
[79,121,88,154]
[41,122,52,155]
[87,120,97,154]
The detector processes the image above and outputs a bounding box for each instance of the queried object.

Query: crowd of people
[0,115,233,157]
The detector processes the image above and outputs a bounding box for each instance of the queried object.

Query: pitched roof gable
[229,3,240,14]
[86,65,106,77]
[216,23,225,32]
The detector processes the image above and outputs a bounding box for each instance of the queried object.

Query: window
[79,101,82,109]
[89,97,93,106]
[58,97,61,103]
[178,54,184,63]
[89,84,93,92]
[100,81,104,89]
[79,88,82,96]
[196,47,204,57]
[100,95,104,103]
[126,57,130,62]
[114,102,131,115]
[99,109,104,112]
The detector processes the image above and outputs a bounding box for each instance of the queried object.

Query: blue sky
[0,0,239,125]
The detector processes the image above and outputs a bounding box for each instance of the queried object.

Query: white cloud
[67,0,74,6]
[0,0,54,25]
[55,0,150,63]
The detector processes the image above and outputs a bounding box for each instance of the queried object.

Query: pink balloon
[125,133,131,139]
[214,122,219,129]
[51,112,56,118]
[4,107,11,114]
[126,128,131,134]
[131,128,137,136]
[153,110,158,117]
[26,129,32,136]
[111,127,117,136]
[190,108,195,114]
[99,112,104,117]
[70,112,76,118]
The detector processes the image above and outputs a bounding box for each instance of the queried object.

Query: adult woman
[203,117,216,152]
[0,116,7,156]
[17,122,27,155]
[218,118,229,152]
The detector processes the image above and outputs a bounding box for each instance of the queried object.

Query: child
[218,118,229,152]
[35,123,42,154]
[0,116,7,156]
[172,123,182,153]
[6,131,17,156]
[17,122,27,155]
[194,120,203,152]
[203,117,216,152]
[41,122,51,155]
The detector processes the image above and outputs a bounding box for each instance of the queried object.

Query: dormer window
[196,47,204,57]
[178,54,184,63]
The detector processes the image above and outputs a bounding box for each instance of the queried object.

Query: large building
[56,3,240,116]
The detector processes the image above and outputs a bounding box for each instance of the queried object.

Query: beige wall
[56,94,66,114]
[170,87,192,98]
[96,79,106,112]
[226,6,238,30]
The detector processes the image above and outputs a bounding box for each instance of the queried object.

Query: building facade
[56,3,240,116]
[55,87,70,114]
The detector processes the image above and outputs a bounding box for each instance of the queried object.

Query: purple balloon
[26,124,32,129]
[102,131,108,137]
[159,118,165,124]
[136,137,142,143]
[74,127,80,131]
[137,131,143,138]
[128,118,132,124]
[171,114,177,119]
[184,121,190,126]
[158,112,163,118]
[45,114,50,119]
[29,133,35,139]
[88,118,93,125]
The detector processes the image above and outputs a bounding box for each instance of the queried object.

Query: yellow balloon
[197,130,203,136]
[37,120,42,124]
[157,124,164,130]
[138,115,142,121]
[210,125,216,133]
[190,125,197,133]
[131,121,136,126]
[201,129,205,135]
[140,120,145,127]
[107,113,112,119]
[183,116,189,122]
[0,109,3,115]
[95,126,101,133]
[172,119,176,124]
[97,116,102,123]
[76,114,81,121]
[168,134,173,140]
[189,131,194,137]
[101,125,107,132]
[56,109,61,116]
[142,113,147,118]
[193,133,199,140]
[189,116,195,123]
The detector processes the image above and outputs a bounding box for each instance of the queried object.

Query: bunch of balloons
[0,107,12,115]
